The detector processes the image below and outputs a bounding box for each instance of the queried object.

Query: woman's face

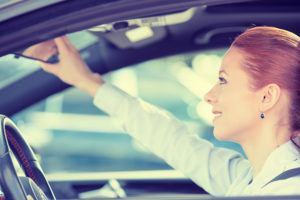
[204,47,261,143]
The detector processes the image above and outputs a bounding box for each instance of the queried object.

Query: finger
[54,36,79,57]
[38,61,58,74]
[60,35,75,50]
[53,36,70,55]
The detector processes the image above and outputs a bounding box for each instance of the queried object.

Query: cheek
[213,88,257,141]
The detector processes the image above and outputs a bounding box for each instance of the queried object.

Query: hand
[39,36,105,96]
[23,40,57,61]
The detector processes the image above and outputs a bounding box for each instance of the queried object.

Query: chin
[213,129,225,140]
[213,128,233,142]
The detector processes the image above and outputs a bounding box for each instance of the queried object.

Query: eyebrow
[219,70,228,76]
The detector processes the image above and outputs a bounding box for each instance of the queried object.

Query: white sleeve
[93,83,251,196]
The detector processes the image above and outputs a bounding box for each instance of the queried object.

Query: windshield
[0,31,98,89]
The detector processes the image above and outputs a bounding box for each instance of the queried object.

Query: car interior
[0,0,300,199]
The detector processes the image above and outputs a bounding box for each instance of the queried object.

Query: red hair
[232,26,300,136]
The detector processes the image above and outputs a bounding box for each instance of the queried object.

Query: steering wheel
[0,115,56,200]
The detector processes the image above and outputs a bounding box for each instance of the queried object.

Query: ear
[260,83,281,111]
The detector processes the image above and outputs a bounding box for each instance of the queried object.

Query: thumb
[38,61,59,75]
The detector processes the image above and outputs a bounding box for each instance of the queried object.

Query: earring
[260,113,265,119]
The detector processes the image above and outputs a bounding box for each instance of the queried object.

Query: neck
[239,124,290,177]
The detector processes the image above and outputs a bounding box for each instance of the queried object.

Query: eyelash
[219,77,227,84]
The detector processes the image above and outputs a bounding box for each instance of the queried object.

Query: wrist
[77,73,105,97]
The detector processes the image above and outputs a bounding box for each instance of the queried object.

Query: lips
[212,110,222,122]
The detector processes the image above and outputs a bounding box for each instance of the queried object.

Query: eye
[218,77,227,84]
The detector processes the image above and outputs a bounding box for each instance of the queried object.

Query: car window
[12,42,245,174]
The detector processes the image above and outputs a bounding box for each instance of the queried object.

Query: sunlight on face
[204,47,261,143]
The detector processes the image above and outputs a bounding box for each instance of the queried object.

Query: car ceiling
[0,0,65,22]
[0,0,265,56]
[0,0,300,116]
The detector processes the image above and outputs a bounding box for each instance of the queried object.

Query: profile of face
[204,47,262,143]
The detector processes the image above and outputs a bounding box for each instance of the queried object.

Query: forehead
[219,47,255,89]
[220,47,246,76]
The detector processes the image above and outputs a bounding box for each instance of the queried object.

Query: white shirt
[93,83,300,196]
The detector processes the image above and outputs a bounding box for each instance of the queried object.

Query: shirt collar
[249,139,300,189]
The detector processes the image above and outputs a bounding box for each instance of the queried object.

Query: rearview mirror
[14,40,59,64]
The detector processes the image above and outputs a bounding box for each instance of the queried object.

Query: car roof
[0,0,300,116]
[0,0,262,56]
[0,0,64,22]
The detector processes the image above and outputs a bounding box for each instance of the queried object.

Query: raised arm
[93,83,252,195]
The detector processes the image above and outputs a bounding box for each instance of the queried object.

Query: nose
[204,84,217,105]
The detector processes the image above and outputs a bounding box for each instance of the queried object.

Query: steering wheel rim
[0,115,55,200]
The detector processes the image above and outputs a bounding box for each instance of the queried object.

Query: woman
[39,26,300,196]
